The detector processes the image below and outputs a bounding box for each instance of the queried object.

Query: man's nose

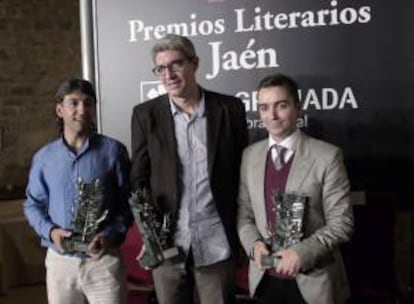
[164,67,176,79]
[271,107,279,119]
[76,101,89,113]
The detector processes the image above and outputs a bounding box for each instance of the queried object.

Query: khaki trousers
[153,258,235,304]
[45,248,128,304]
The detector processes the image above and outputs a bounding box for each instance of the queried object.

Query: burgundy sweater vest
[264,150,294,278]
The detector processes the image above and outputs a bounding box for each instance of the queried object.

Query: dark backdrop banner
[93,0,414,206]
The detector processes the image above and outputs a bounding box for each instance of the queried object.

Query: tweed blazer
[237,131,353,304]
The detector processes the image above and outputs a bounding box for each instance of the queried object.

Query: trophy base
[62,238,91,254]
[139,246,180,270]
[163,247,179,259]
[261,255,281,269]
[140,251,164,270]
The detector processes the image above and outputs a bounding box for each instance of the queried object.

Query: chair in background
[121,223,258,304]
[121,223,157,304]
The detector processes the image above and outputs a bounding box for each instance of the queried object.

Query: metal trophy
[62,177,108,254]
[129,187,179,270]
[261,191,307,268]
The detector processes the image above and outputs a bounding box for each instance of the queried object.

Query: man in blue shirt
[24,79,132,304]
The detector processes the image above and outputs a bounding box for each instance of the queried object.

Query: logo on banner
[139,81,166,103]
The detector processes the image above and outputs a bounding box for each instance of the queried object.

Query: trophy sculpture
[261,191,307,268]
[62,178,108,254]
[129,187,179,270]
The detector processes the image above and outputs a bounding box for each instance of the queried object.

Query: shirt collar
[169,89,205,118]
[268,129,299,163]
[268,129,300,151]
[59,133,94,156]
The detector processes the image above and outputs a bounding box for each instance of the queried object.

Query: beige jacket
[237,131,353,304]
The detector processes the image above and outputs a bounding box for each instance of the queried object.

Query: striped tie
[273,145,287,170]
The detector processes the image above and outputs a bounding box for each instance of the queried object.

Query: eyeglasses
[152,58,191,76]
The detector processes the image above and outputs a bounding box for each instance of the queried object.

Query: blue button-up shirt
[170,94,231,266]
[24,134,132,251]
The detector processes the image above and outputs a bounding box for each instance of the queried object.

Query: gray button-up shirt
[170,93,231,266]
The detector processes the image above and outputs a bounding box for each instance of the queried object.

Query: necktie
[273,145,287,170]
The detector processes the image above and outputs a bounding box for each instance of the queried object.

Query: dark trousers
[255,274,307,304]
[152,251,235,304]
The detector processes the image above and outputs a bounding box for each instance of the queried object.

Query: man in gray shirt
[130,34,248,304]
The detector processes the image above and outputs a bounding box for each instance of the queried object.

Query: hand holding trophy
[261,191,307,268]
[129,187,179,269]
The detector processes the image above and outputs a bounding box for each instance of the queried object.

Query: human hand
[136,244,146,262]
[253,241,270,271]
[88,232,109,258]
[274,248,302,277]
[50,228,72,253]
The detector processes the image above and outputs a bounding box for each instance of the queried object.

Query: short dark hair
[55,79,97,104]
[257,74,300,104]
[151,34,198,62]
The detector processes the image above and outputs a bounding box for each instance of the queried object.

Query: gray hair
[151,34,198,62]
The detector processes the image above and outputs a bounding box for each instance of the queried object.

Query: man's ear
[56,103,63,118]
[192,57,199,71]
